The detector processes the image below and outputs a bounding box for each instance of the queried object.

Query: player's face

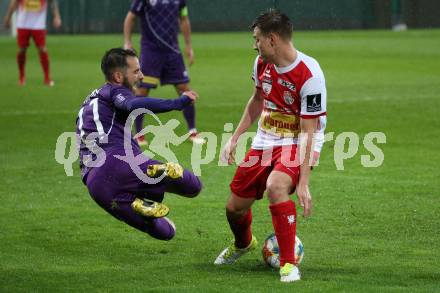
[123,56,144,90]
[253,27,274,62]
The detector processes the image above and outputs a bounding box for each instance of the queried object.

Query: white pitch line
[330,94,435,104]
[0,110,75,117]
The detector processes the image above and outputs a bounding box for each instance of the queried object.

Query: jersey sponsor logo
[149,0,158,6]
[24,0,42,12]
[307,94,322,112]
[277,78,296,91]
[283,91,294,105]
[262,78,272,95]
[260,109,299,137]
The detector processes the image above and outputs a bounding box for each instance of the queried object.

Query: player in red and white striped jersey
[214,10,327,283]
[3,0,61,86]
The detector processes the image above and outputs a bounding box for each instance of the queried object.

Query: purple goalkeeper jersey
[76,83,142,179]
[76,82,191,180]
[130,0,186,53]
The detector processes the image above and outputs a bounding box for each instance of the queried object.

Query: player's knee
[183,174,202,198]
[37,46,47,53]
[154,228,175,241]
[150,229,175,241]
[266,182,289,201]
[18,47,27,53]
[175,83,190,94]
[144,217,176,241]
[225,201,247,217]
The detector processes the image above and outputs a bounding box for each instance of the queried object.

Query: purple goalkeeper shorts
[138,48,190,88]
[85,151,202,240]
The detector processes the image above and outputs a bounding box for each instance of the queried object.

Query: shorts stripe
[143,76,160,85]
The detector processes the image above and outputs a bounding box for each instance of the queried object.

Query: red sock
[17,51,26,81]
[227,209,252,248]
[39,51,50,82]
[269,200,297,267]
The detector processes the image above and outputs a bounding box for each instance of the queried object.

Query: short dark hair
[250,9,293,40]
[101,48,137,81]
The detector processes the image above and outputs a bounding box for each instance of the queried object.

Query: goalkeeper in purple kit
[76,48,202,240]
[124,0,205,145]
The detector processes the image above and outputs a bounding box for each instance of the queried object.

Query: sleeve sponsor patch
[114,93,127,108]
[306,94,322,112]
[115,93,126,103]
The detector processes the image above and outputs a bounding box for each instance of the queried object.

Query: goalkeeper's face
[122,56,144,91]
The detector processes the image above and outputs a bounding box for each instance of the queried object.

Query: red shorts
[17,28,46,48]
[230,146,320,200]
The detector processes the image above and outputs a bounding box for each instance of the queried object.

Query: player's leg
[114,196,175,240]
[85,162,175,240]
[93,191,175,241]
[174,83,194,131]
[89,153,196,239]
[16,29,30,86]
[214,193,257,265]
[214,149,268,265]
[174,83,205,144]
[32,29,52,86]
[268,146,301,282]
[133,86,151,146]
[142,158,202,198]
[163,168,202,198]
[226,194,255,249]
[162,52,204,144]
[135,49,163,145]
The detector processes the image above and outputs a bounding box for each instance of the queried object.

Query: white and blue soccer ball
[262,233,304,268]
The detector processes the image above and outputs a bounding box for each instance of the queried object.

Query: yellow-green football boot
[214,235,257,265]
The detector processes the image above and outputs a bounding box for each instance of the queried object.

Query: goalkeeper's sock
[270,200,297,267]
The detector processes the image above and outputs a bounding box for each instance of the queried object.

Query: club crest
[262,79,272,95]
[283,91,294,105]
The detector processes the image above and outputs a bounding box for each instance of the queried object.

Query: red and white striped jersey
[16,0,48,30]
[251,51,327,151]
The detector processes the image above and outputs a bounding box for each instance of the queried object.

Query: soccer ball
[262,233,304,268]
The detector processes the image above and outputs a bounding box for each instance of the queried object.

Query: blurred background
[1,0,439,35]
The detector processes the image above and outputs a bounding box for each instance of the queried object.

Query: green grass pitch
[0,30,439,292]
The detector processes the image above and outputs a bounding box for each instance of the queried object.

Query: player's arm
[231,88,264,142]
[3,0,18,29]
[179,7,194,65]
[297,117,318,217]
[297,74,327,217]
[221,88,264,164]
[123,11,137,50]
[114,90,196,114]
[49,0,62,29]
